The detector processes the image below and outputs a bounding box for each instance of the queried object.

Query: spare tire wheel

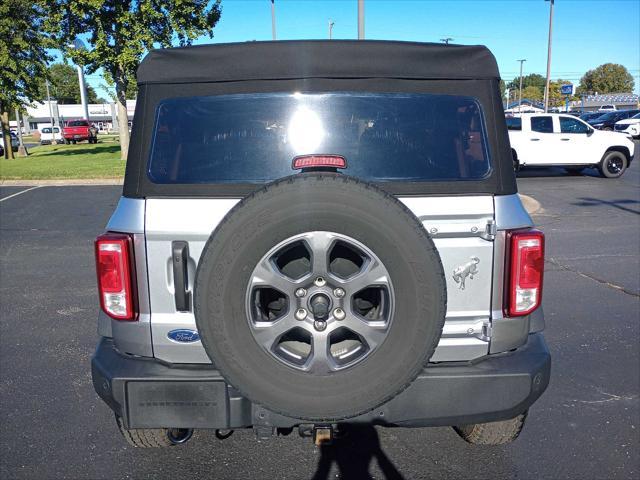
[194,173,447,421]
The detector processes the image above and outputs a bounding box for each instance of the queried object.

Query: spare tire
[195,173,446,421]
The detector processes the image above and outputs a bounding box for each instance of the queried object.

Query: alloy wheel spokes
[246,232,394,373]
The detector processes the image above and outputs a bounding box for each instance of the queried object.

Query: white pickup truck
[507,113,635,178]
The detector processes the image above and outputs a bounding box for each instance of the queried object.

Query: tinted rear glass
[67,120,88,127]
[148,93,491,184]
[505,117,522,130]
[531,116,553,133]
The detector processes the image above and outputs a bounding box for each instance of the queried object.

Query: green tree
[521,85,543,102]
[578,63,635,94]
[99,72,138,102]
[46,0,222,160]
[499,79,506,100]
[507,73,546,92]
[37,63,101,104]
[0,0,52,159]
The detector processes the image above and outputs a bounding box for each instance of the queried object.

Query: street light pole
[76,65,90,121]
[329,19,335,39]
[45,80,57,145]
[543,0,555,113]
[68,39,91,122]
[517,59,527,112]
[271,0,276,40]
[358,0,364,39]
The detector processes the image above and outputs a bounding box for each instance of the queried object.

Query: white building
[504,99,545,114]
[24,100,136,133]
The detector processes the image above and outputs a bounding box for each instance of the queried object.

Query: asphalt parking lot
[1,159,638,479]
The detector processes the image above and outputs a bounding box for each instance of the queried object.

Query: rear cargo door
[145,195,494,363]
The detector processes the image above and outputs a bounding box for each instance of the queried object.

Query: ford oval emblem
[167,329,200,343]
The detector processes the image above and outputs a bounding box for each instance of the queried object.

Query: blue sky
[76,0,640,99]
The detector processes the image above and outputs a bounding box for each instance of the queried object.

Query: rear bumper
[92,333,550,429]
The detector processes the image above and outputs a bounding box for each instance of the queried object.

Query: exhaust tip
[167,428,193,445]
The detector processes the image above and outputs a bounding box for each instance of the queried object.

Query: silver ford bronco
[92,40,550,447]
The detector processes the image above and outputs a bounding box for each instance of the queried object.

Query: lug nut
[314,320,327,331]
[333,288,345,298]
[295,308,307,321]
[295,288,307,298]
[333,308,345,321]
[314,277,326,287]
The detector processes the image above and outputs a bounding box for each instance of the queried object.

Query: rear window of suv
[148,92,491,184]
[505,117,522,130]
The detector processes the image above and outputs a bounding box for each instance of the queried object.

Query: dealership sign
[560,84,575,95]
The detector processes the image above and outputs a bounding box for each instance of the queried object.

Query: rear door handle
[172,241,191,312]
[560,138,570,141]
[530,138,540,141]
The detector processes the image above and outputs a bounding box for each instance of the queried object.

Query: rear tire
[511,150,520,172]
[195,173,447,421]
[453,411,528,445]
[115,416,192,448]
[599,151,627,178]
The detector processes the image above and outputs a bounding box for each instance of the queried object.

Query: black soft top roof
[137,40,500,85]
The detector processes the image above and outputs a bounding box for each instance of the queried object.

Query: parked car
[0,131,20,155]
[579,111,605,122]
[62,119,98,144]
[509,113,635,177]
[614,112,640,138]
[598,104,616,112]
[40,126,63,145]
[588,109,640,131]
[92,41,550,449]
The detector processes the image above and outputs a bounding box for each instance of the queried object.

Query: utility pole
[329,19,335,39]
[440,37,453,45]
[358,0,364,39]
[517,59,527,112]
[45,80,57,145]
[15,108,27,157]
[271,0,276,40]
[543,0,555,112]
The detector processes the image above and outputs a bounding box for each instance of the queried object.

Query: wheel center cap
[309,293,331,321]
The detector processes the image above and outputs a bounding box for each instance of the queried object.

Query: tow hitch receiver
[313,425,334,446]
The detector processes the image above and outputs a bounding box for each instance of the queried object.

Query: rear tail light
[505,229,545,317]
[292,154,347,170]
[95,233,137,321]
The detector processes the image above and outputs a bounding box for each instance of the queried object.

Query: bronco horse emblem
[452,257,480,290]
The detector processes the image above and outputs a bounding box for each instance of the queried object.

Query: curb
[0,178,123,186]
[519,194,542,215]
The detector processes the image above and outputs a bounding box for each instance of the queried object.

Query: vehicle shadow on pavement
[571,197,640,215]
[311,425,404,480]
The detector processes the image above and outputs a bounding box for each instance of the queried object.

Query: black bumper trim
[92,333,550,429]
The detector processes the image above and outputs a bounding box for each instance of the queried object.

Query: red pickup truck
[63,119,98,144]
